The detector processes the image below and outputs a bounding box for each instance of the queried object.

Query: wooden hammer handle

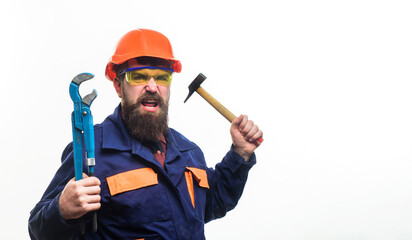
[197,87,236,122]
[196,87,263,146]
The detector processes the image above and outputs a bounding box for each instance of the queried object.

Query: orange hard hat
[105,29,182,81]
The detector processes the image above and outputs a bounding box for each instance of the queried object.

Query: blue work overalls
[29,105,256,239]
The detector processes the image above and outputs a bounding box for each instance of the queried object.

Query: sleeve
[204,145,257,223]
[28,143,82,240]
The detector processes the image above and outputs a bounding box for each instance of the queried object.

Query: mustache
[136,92,164,106]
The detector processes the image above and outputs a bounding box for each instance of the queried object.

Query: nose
[145,76,158,93]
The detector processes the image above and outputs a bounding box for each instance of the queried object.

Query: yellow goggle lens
[125,68,172,86]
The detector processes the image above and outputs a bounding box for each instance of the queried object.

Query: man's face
[114,63,172,141]
[119,65,171,112]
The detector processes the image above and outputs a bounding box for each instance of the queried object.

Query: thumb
[231,114,244,128]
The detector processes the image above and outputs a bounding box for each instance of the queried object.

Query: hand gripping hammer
[184,73,263,146]
[69,73,98,232]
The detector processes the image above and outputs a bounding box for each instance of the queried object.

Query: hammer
[184,73,263,146]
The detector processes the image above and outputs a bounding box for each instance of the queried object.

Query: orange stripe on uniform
[106,168,158,196]
[185,167,210,209]
[185,171,195,208]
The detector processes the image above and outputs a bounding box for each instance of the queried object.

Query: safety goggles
[119,66,173,86]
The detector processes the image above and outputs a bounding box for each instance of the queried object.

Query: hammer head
[184,73,207,103]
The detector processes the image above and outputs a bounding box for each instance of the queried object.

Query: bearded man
[29,29,263,240]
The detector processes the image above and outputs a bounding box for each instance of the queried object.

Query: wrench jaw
[70,73,96,104]
[72,72,95,85]
[81,90,97,106]
[70,73,98,128]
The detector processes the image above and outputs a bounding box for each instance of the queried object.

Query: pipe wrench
[69,72,98,232]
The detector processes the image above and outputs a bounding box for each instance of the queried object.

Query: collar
[146,137,166,154]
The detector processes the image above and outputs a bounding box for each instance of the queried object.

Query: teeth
[142,100,158,108]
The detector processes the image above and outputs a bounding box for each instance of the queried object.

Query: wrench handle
[91,210,98,232]
[196,87,263,147]
[88,167,98,232]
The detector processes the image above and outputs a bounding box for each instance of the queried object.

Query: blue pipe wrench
[69,72,98,232]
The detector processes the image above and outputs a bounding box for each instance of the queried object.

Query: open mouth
[141,99,160,112]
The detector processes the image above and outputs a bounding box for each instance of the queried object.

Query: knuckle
[89,176,100,185]
[72,188,81,198]
[80,202,89,211]
[252,126,259,133]
[96,186,101,194]
[78,195,86,204]
[67,181,77,190]
[95,177,101,184]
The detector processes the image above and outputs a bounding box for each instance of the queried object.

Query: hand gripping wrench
[69,73,98,232]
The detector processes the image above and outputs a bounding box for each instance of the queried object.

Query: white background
[1,0,412,239]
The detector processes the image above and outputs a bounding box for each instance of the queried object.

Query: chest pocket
[185,167,210,209]
[106,168,158,196]
[105,168,169,225]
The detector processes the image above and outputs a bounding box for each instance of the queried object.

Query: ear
[113,77,122,98]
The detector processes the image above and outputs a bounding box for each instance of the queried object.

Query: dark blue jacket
[29,105,256,239]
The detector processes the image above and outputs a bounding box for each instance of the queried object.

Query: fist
[230,114,263,161]
[59,174,101,220]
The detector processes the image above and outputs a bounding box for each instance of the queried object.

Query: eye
[131,73,147,81]
[156,74,169,81]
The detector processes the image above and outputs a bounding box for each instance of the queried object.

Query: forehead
[127,58,170,69]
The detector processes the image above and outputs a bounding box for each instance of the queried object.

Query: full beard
[122,91,169,142]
